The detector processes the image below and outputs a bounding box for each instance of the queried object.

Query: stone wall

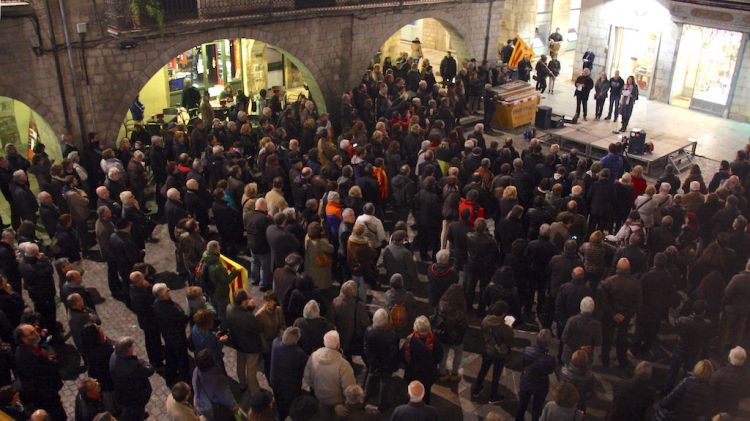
[729,39,750,123]
[0,0,503,144]
[497,0,536,50]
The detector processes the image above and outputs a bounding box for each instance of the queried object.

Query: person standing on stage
[574,68,594,121]
[594,72,610,120]
[518,55,533,83]
[547,53,561,94]
[535,55,550,94]
[605,70,624,122]
[619,76,639,133]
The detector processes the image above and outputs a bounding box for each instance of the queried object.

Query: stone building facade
[0,0,501,145]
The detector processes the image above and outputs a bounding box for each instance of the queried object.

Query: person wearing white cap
[561,296,602,364]
[711,346,748,415]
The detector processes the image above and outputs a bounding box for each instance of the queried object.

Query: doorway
[606,26,660,98]
[670,24,743,115]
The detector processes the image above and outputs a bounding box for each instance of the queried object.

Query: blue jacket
[599,153,624,182]
[192,366,235,414]
[269,337,308,401]
[519,345,556,394]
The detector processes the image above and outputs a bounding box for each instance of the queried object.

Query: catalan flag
[509,36,533,68]
[220,254,248,303]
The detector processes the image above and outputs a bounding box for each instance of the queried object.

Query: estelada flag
[509,36,533,68]
[220,254,247,303]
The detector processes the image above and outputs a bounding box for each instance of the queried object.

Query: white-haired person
[120,190,157,249]
[401,316,443,404]
[711,346,748,415]
[152,283,191,386]
[302,330,355,417]
[391,380,439,421]
[270,327,308,419]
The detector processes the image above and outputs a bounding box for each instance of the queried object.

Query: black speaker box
[628,130,646,155]
[535,106,552,129]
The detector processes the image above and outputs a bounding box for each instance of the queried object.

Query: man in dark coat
[18,244,57,333]
[414,177,442,262]
[14,324,65,421]
[663,299,712,392]
[267,213,301,270]
[0,230,22,293]
[546,240,583,328]
[525,224,559,322]
[439,51,457,84]
[110,219,144,308]
[211,190,244,258]
[9,170,38,229]
[720,260,750,351]
[515,330,556,421]
[152,283,190,387]
[225,290,264,396]
[184,178,211,238]
[607,361,656,421]
[561,295,601,364]
[390,165,416,224]
[38,192,60,238]
[129,271,164,370]
[391,381,440,421]
[483,84,496,132]
[445,209,473,272]
[382,230,418,292]
[587,169,614,232]
[465,218,498,312]
[245,198,273,289]
[149,136,168,216]
[631,253,674,357]
[710,346,750,416]
[599,258,641,368]
[270,326,309,419]
[109,336,155,421]
[164,189,189,243]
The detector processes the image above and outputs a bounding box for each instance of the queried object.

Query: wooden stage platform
[536,120,698,176]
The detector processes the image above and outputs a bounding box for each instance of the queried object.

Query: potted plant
[129,0,165,30]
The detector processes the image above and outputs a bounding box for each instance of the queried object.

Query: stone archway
[0,84,64,141]
[103,27,332,139]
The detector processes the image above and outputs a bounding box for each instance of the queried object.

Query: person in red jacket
[458,189,485,227]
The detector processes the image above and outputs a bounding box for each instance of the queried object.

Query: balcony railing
[104,0,458,33]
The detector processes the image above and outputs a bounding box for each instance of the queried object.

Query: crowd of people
[0,48,748,421]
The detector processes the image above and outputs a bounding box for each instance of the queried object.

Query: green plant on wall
[130,0,165,31]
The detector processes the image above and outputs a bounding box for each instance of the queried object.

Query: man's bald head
[567,200,578,212]
[616,258,631,272]
[572,267,585,280]
[96,186,109,199]
[407,381,425,403]
[186,179,199,190]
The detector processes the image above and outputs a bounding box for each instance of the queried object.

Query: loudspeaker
[535,106,552,129]
[628,129,646,155]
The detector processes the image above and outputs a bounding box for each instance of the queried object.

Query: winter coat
[549,252,583,296]
[109,354,154,409]
[294,316,335,355]
[519,345,556,394]
[383,244,418,291]
[480,314,514,358]
[363,326,399,373]
[10,182,38,223]
[653,376,715,421]
[724,271,750,315]
[267,225,300,269]
[347,235,377,278]
[153,299,189,344]
[164,198,188,242]
[427,263,459,306]
[54,224,81,262]
[599,270,642,319]
[710,364,750,415]
[211,201,243,243]
[555,278,593,323]
[200,251,236,305]
[391,402,440,421]
[414,189,442,228]
[224,303,263,354]
[332,296,370,353]
[269,337,307,404]
[402,332,443,384]
[18,255,55,301]
[39,203,60,237]
[466,230,498,266]
[192,366,236,414]
[255,305,285,353]
[561,313,602,364]
[15,344,63,404]
[560,362,595,405]
[303,347,356,407]
[639,268,674,321]
[606,377,656,421]
[305,236,335,289]
[588,179,614,217]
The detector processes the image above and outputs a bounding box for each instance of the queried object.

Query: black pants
[621,103,634,130]
[464,262,492,310]
[515,388,548,421]
[164,339,191,387]
[364,370,394,411]
[536,77,547,93]
[143,327,164,368]
[632,316,660,355]
[416,225,440,261]
[607,95,621,119]
[31,296,57,334]
[155,181,166,215]
[575,94,589,118]
[595,97,606,118]
[118,268,133,308]
[601,315,632,367]
[106,259,122,298]
[472,354,505,397]
[119,405,147,421]
[483,107,495,130]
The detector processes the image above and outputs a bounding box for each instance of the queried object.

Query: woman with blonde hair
[653,359,715,421]
[630,165,647,198]
[635,185,658,228]
[241,183,259,217]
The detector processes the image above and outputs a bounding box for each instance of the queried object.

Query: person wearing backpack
[472,300,514,404]
[199,241,239,323]
[384,273,416,339]
[363,309,399,411]
[515,329,556,421]
[433,284,468,382]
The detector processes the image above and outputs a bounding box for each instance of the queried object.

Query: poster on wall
[0,98,21,150]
